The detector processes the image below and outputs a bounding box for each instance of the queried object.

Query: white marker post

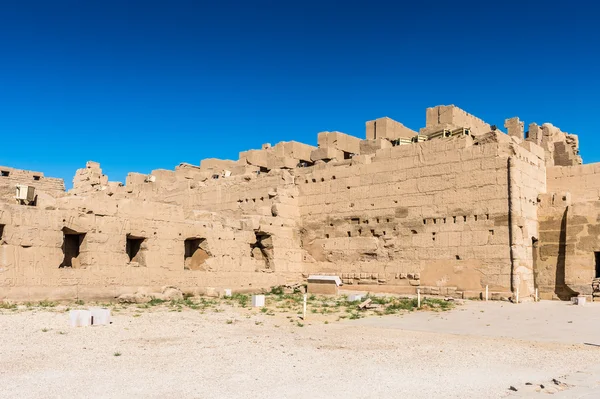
[303,294,307,320]
[417,288,421,308]
[535,288,539,302]
[485,285,489,302]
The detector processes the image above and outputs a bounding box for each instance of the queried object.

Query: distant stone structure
[0,105,593,302]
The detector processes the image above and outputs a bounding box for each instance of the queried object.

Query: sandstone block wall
[0,196,296,301]
[536,163,600,299]
[296,134,538,298]
[421,105,492,137]
[365,117,418,141]
[508,145,547,297]
[0,104,593,301]
[0,165,65,204]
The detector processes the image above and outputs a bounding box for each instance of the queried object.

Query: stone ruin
[0,104,596,302]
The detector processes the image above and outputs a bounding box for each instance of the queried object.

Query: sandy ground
[1,298,600,399]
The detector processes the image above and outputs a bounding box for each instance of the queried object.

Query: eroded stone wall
[0,104,592,301]
[295,133,545,298]
[0,165,65,204]
[536,164,600,299]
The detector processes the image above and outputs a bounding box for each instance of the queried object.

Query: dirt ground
[1,295,599,399]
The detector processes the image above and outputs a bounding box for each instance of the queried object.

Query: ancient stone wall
[0,105,591,301]
[536,164,600,299]
[295,133,544,299]
[0,160,307,300]
[0,165,65,204]
[508,145,547,298]
[0,194,296,300]
[421,105,493,137]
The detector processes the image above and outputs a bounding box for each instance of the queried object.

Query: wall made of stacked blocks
[295,136,524,298]
[508,146,547,297]
[536,163,600,299]
[0,193,300,301]
[0,165,65,203]
[547,164,600,200]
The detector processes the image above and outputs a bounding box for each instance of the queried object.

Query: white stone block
[251,294,265,307]
[347,294,363,302]
[90,308,111,325]
[69,310,92,327]
[224,289,232,297]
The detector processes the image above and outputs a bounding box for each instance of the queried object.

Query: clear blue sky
[1,0,598,187]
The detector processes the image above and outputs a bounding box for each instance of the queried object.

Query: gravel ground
[1,300,599,399]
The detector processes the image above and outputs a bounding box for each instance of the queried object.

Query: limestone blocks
[366,117,418,141]
[504,117,524,140]
[71,161,109,195]
[421,105,492,137]
[310,147,345,162]
[317,131,361,155]
[240,141,318,170]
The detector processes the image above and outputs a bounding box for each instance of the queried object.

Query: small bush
[113,352,121,357]
[148,298,166,306]
[182,298,196,307]
[0,302,17,310]
[385,298,419,314]
[38,300,56,308]
[366,295,392,305]
[231,293,249,308]
[349,311,362,320]
[269,286,284,295]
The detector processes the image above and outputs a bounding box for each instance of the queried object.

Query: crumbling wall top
[422,105,493,137]
[365,117,418,141]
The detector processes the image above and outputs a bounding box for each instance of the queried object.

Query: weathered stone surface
[0,104,595,303]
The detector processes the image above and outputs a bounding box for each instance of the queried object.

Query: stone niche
[184,238,211,271]
[60,227,86,268]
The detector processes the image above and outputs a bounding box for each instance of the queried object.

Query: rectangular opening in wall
[1,170,9,177]
[60,228,86,268]
[0,224,4,241]
[184,238,211,270]
[126,235,145,264]
[595,252,600,278]
[33,175,41,181]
